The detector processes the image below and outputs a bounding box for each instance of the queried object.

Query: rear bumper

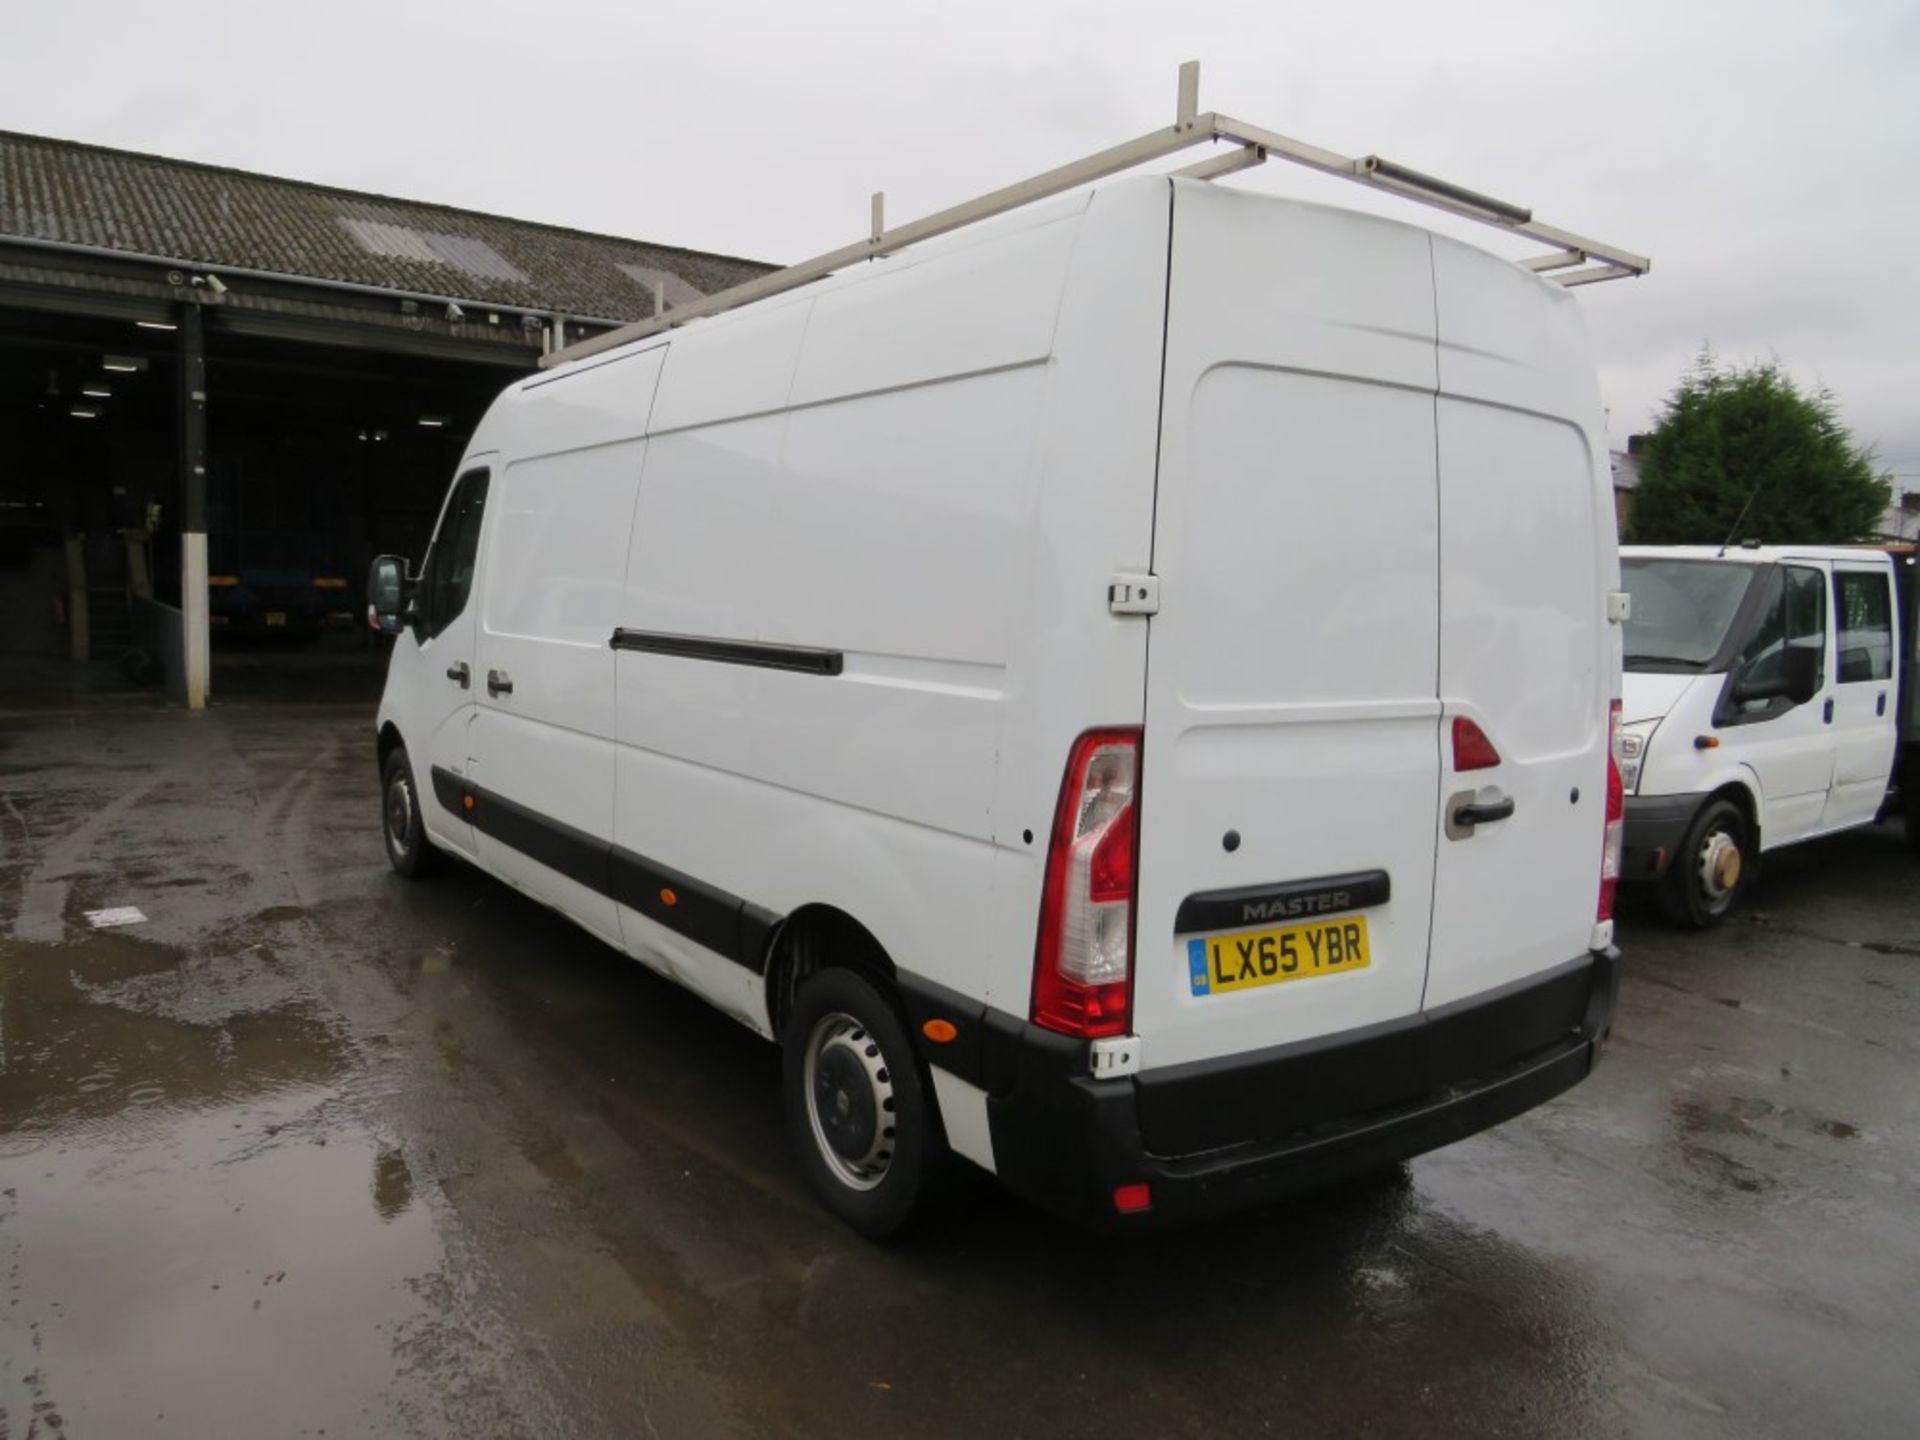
[1622,791,1705,880]
[975,948,1621,1230]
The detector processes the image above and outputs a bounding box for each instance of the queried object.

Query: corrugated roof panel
[340,217,443,265]
[424,232,527,283]
[0,129,778,321]
[616,263,705,307]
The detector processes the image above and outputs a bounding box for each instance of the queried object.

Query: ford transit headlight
[1617,718,1661,795]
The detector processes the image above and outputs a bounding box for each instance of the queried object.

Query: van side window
[419,470,490,639]
[1833,571,1893,683]
[1735,565,1826,694]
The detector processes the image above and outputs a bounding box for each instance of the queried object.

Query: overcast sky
[6,0,1916,486]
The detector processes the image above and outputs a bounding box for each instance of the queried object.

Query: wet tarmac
[2,690,1917,1437]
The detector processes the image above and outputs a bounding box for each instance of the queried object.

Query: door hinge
[1606,590,1631,624]
[1089,1035,1142,1078]
[1108,573,1160,616]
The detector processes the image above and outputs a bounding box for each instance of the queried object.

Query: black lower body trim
[429,765,777,973]
[983,949,1621,1229]
[1623,791,1707,882]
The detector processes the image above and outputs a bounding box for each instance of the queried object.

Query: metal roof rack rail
[546,61,1649,368]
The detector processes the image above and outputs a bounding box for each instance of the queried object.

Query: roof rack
[545,61,1649,368]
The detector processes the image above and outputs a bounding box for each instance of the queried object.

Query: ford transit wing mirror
[367,555,411,636]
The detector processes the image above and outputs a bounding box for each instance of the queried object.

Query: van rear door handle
[1823,698,1834,724]
[486,668,513,697]
[446,662,469,688]
[1447,791,1515,839]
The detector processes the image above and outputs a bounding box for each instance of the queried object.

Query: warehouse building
[0,130,773,704]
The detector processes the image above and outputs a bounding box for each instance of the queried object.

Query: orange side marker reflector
[922,1018,958,1044]
[461,794,475,811]
[1694,735,1720,749]
[659,888,678,907]
[1113,1182,1153,1214]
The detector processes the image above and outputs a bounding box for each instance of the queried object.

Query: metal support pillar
[178,301,210,708]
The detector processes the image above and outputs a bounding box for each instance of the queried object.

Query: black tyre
[782,967,941,1238]
[381,746,441,879]
[1658,798,1750,928]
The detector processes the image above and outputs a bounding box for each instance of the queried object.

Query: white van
[370,173,1627,1234]
[1618,544,1916,925]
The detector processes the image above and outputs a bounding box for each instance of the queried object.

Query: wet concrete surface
[1,691,1917,1437]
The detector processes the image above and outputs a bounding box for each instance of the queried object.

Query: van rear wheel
[381,747,441,879]
[782,968,938,1238]
[1659,798,1749,928]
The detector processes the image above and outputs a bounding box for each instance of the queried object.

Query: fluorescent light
[82,385,112,398]
[418,416,446,428]
[70,405,101,419]
[136,320,178,332]
[102,355,147,373]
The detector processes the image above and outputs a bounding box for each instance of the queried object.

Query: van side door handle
[487,668,513,697]
[446,662,470,688]
[1446,791,1515,839]
[1823,697,1834,724]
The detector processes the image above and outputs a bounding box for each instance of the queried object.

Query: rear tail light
[1451,715,1501,771]
[1031,728,1141,1039]
[1112,1182,1153,1215]
[1599,699,1624,921]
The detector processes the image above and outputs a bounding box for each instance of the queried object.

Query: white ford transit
[1618,544,1916,925]
[370,160,1632,1233]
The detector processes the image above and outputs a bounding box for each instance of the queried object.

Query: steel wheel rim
[386,773,414,858]
[803,1011,896,1191]
[1695,827,1742,912]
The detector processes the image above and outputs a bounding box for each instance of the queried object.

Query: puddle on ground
[2,1091,449,1437]
[0,928,497,1435]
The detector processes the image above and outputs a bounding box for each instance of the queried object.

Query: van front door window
[1735,564,1826,710]
[418,470,489,639]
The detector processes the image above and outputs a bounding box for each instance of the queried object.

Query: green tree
[1627,354,1891,544]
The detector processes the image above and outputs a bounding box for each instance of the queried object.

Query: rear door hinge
[1108,573,1160,616]
[1606,590,1631,624]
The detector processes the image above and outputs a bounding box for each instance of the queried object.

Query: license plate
[265,611,286,627]
[1187,915,1370,997]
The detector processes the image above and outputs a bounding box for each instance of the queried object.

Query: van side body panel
[609,199,1148,1028]
[467,348,666,948]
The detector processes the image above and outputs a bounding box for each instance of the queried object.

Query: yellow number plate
[1187,915,1370,997]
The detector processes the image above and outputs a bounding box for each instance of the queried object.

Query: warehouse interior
[0,126,774,705]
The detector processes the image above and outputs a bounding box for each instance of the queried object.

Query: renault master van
[368,169,1630,1235]
[1618,544,1916,926]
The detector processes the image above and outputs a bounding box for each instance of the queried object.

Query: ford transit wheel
[381,747,440,879]
[1659,799,1748,928]
[783,968,937,1237]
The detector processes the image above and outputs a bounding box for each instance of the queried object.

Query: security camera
[445,302,466,323]
[198,273,228,296]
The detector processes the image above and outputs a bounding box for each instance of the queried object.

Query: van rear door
[1422,238,1615,1009]
[1130,183,1442,1072]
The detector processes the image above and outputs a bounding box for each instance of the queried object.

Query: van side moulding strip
[428,766,778,973]
[610,627,844,676]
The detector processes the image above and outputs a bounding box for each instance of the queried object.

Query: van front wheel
[782,968,938,1237]
[381,747,441,879]
[1659,798,1749,928]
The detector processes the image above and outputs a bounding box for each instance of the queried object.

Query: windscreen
[1622,558,1760,670]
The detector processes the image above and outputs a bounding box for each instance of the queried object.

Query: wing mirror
[1733,644,1821,707]
[366,554,413,636]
